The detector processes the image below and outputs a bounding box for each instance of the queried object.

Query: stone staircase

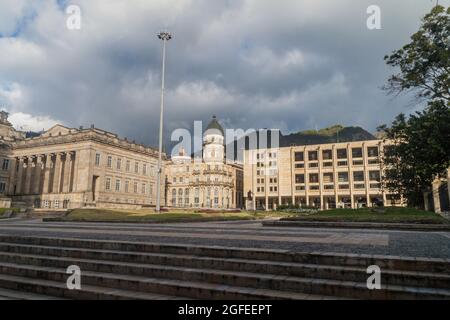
[0,234,448,300]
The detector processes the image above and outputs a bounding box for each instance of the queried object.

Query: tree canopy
[380,5,450,207]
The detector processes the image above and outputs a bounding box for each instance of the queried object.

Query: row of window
[294,146,379,162]
[256,178,278,184]
[256,183,382,193]
[173,176,232,184]
[294,171,381,184]
[95,153,155,176]
[104,177,153,194]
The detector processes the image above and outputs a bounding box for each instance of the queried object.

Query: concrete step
[0,273,186,300]
[1,253,449,300]
[0,243,449,290]
[0,261,335,300]
[0,234,449,274]
[0,287,63,300]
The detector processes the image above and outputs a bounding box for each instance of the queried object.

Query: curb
[262,220,450,231]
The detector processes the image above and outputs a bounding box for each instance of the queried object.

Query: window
[185,189,189,205]
[172,189,176,205]
[338,172,348,182]
[337,149,347,159]
[369,170,381,182]
[115,179,121,192]
[135,162,139,173]
[322,150,332,160]
[2,159,9,171]
[353,160,363,166]
[0,182,6,192]
[143,164,147,175]
[309,173,319,183]
[294,152,304,162]
[295,174,305,184]
[367,146,379,157]
[352,148,363,158]
[173,177,176,183]
[107,156,112,168]
[295,163,304,168]
[323,162,333,167]
[323,173,334,183]
[105,178,111,191]
[117,158,122,170]
[353,171,365,182]
[54,200,59,208]
[95,153,101,166]
[126,160,130,172]
[142,183,146,194]
[308,151,318,161]
[134,182,138,193]
[309,162,318,168]
[125,180,129,193]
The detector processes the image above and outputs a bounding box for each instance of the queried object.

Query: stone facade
[0,113,165,209]
[244,140,403,210]
[165,116,244,209]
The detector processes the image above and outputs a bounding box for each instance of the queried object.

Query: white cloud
[8,112,62,132]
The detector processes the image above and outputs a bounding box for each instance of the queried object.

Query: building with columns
[0,113,164,209]
[165,116,244,209]
[244,140,404,210]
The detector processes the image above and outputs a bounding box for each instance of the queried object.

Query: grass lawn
[0,208,20,219]
[281,207,448,224]
[58,208,292,223]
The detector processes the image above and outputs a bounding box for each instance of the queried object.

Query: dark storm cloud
[0,0,447,147]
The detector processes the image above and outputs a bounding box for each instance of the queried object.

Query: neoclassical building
[0,112,164,209]
[166,116,244,209]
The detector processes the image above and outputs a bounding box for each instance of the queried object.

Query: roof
[205,115,224,135]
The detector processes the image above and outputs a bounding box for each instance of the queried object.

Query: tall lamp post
[155,31,172,212]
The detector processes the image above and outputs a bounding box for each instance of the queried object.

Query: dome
[205,115,224,136]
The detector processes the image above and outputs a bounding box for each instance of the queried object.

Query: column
[43,154,53,193]
[432,179,442,213]
[62,153,72,193]
[318,146,324,210]
[7,158,17,195]
[423,192,430,211]
[34,155,44,194]
[52,153,63,193]
[70,151,77,192]
[447,168,450,204]
[347,144,355,209]
[15,157,24,195]
[24,156,34,195]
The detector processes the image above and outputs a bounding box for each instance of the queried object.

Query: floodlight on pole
[155,31,172,212]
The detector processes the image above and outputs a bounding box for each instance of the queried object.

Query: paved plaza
[0,218,449,259]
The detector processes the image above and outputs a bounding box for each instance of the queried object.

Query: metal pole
[155,31,171,212]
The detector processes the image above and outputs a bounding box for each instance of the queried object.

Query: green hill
[279,125,376,147]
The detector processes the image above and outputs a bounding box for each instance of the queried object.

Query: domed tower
[203,115,224,163]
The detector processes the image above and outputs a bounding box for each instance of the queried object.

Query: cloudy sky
[0,0,448,147]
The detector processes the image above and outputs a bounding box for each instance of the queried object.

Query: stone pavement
[0,218,449,259]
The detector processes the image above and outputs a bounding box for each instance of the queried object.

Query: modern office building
[243,140,403,210]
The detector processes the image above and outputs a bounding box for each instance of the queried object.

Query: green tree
[380,5,450,207]
[378,100,450,206]
[384,5,450,102]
